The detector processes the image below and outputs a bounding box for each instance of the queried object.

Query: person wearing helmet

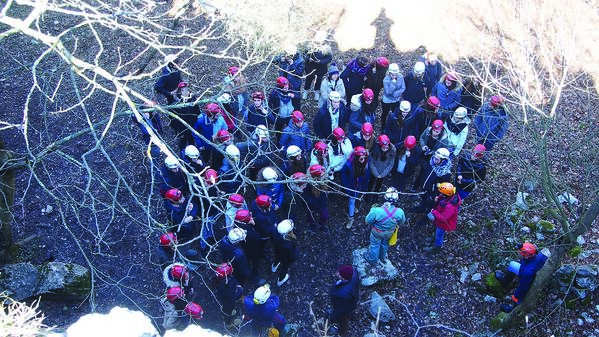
[411,147,452,213]
[244,284,286,336]
[269,76,297,143]
[455,144,487,200]
[281,145,308,177]
[392,135,421,193]
[256,167,285,211]
[385,100,417,148]
[302,166,330,233]
[276,44,304,110]
[192,103,228,164]
[213,262,244,328]
[249,195,278,265]
[319,63,347,108]
[475,95,509,151]
[348,88,376,134]
[162,262,192,294]
[341,147,371,229]
[169,82,202,150]
[420,51,443,94]
[495,242,548,313]
[237,124,276,181]
[233,209,265,285]
[157,232,179,268]
[163,188,199,246]
[329,127,354,174]
[181,144,206,175]
[158,156,189,198]
[161,285,188,330]
[310,141,333,179]
[327,265,360,335]
[367,134,397,200]
[413,96,441,137]
[225,194,248,231]
[419,119,450,164]
[245,91,276,134]
[431,72,463,111]
[209,129,234,171]
[381,63,406,131]
[422,182,462,254]
[364,56,390,111]
[403,61,431,105]
[216,93,238,137]
[154,54,182,104]
[460,77,482,116]
[339,55,371,102]
[223,65,249,116]
[303,41,333,102]
[271,220,298,286]
[219,228,250,286]
[218,144,244,194]
[364,187,406,265]
[444,107,470,157]
[279,110,311,156]
[349,122,376,151]
[313,90,349,140]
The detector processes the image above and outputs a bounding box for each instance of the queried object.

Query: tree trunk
[0,134,15,265]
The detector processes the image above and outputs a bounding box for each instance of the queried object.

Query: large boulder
[0,262,90,301]
[352,248,399,287]
[368,291,396,322]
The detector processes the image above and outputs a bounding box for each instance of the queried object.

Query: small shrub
[569,246,582,257]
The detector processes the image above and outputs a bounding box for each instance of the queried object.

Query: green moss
[485,273,505,297]
[543,208,559,219]
[526,222,538,231]
[63,264,91,297]
[539,220,555,232]
[426,283,437,296]
[490,312,506,330]
[569,246,582,258]
[7,244,19,260]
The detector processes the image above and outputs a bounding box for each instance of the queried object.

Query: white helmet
[399,100,411,113]
[384,187,399,203]
[225,144,240,161]
[256,125,269,138]
[413,61,425,75]
[454,107,467,119]
[388,63,400,74]
[435,148,450,160]
[165,156,179,169]
[184,145,200,159]
[253,284,271,304]
[284,44,297,56]
[286,145,302,159]
[217,93,232,104]
[228,228,247,244]
[164,54,178,64]
[262,167,278,182]
[277,219,294,235]
[328,91,341,102]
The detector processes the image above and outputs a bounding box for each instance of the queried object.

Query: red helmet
[427,96,441,109]
[518,242,538,258]
[490,95,505,108]
[276,76,289,88]
[376,56,389,68]
[332,127,345,141]
[432,119,444,131]
[362,88,374,101]
[404,135,417,150]
[166,286,185,303]
[215,262,233,278]
[228,194,245,207]
[361,123,374,137]
[205,103,222,117]
[255,195,272,209]
[177,81,189,89]
[314,141,327,154]
[159,232,177,247]
[216,130,232,142]
[165,189,183,202]
[309,164,325,178]
[377,135,390,147]
[251,91,265,100]
[445,72,458,82]
[184,302,204,319]
[170,264,188,280]
[473,144,486,157]
[204,169,218,186]
[354,146,368,157]
[235,209,253,223]
[291,110,304,123]
[228,66,239,75]
[291,172,307,180]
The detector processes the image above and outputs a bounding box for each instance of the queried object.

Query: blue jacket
[514,253,547,302]
[348,107,376,134]
[432,79,462,110]
[219,237,250,282]
[278,53,305,90]
[403,71,430,105]
[301,184,328,212]
[245,105,276,134]
[256,183,285,211]
[218,160,243,194]
[329,269,360,321]
[340,63,368,98]
[385,111,418,146]
[313,101,349,139]
[158,165,188,196]
[455,154,487,193]
[249,201,278,239]
[193,113,227,148]
[340,158,371,198]
[413,105,438,137]
[244,294,280,327]
[474,104,509,149]
[280,121,312,154]
[382,74,405,103]
[305,50,332,74]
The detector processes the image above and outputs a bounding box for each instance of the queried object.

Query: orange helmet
[437,182,456,196]
[518,242,538,258]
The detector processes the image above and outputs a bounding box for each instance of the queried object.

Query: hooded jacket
[455,154,487,193]
[256,167,285,210]
[341,156,371,198]
[280,121,312,154]
[369,143,396,178]
[431,74,463,110]
[474,104,509,148]
[349,94,376,133]
[444,115,470,156]
[278,53,305,90]
[431,193,462,232]
[385,111,418,146]
[313,100,349,139]
[382,74,406,104]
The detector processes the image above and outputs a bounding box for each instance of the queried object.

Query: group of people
[139,48,523,335]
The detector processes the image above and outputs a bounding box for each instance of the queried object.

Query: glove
[427,211,435,221]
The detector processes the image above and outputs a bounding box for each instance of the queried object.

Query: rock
[578,318,584,326]
[352,248,399,287]
[471,273,482,282]
[369,291,396,322]
[550,264,575,293]
[576,277,599,292]
[41,205,54,215]
[515,192,530,210]
[577,265,598,277]
[558,192,579,206]
[582,312,595,324]
[520,226,531,233]
[460,269,469,284]
[484,295,497,303]
[536,233,545,241]
[578,236,586,245]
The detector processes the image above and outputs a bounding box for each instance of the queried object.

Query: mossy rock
[539,220,555,232]
[490,312,507,330]
[569,246,582,258]
[484,273,505,297]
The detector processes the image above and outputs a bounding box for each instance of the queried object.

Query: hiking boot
[314,91,320,101]
[500,303,516,313]
[345,216,355,229]
[271,262,281,273]
[277,273,289,286]
[302,91,308,100]
[424,246,441,254]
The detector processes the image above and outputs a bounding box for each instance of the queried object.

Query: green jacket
[365,204,406,232]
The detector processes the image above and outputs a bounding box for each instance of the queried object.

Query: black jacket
[329,269,360,321]
[313,101,349,139]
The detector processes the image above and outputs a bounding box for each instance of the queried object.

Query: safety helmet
[490,95,505,108]
[454,107,467,119]
[164,54,178,64]
[291,172,307,180]
[165,189,183,202]
[384,187,399,203]
[184,302,204,320]
[388,63,400,74]
[177,81,189,89]
[427,96,441,109]
[377,134,391,147]
[332,127,346,141]
[225,144,240,161]
[215,262,233,278]
[228,66,239,75]
[262,167,278,182]
[203,169,218,186]
[286,145,302,159]
[205,103,222,117]
[165,156,179,169]
[432,119,444,131]
[354,146,368,158]
[404,135,417,150]
[184,146,199,160]
[251,91,265,100]
[159,232,177,247]
[328,91,341,102]
[276,76,289,88]
[518,242,538,258]
[445,72,458,82]
[228,228,247,244]
[435,148,450,160]
[473,144,486,157]
[291,110,304,123]
[228,194,245,207]
[361,123,374,137]
[309,164,325,178]
[314,141,328,154]
[277,219,294,235]
[255,195,272,209]
[284,44,297,56]
[235,209,253,223]
[253,284,271,304]
[216,129,232,142]
[399,100,411,113]
[437,182,456,196]
[413,61,425,75]
[166,286,185,303]
[362,88,374,101]
[256,125,269,138]
[170,264,188,280]
[217,93,231,104]
[376,56,389,68]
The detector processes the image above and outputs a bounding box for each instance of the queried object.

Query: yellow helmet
[437,182,456,196]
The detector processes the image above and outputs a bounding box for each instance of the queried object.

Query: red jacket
[431,194,461,232]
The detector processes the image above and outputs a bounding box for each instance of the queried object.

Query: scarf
[347,59,370,76]
[430,157,452,177]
